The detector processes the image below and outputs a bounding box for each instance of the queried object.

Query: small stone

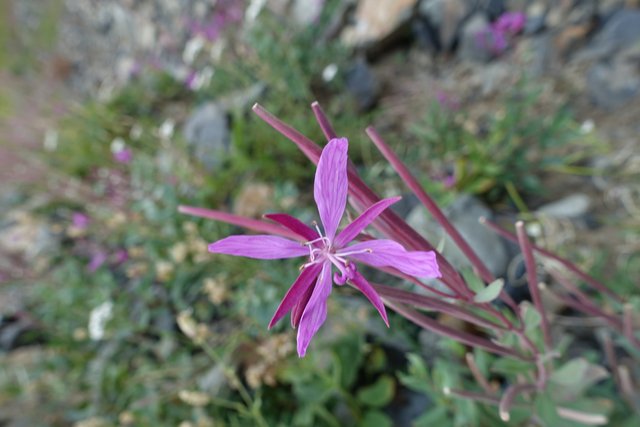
[291,0,325,26]
[183,103,230,171]
[345,59,380,111]
[536,194,591,219]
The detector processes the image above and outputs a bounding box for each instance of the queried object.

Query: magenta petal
[264,213,318,241]
[297,262,333,357]
[269,263,323,329]
[314,138,348,241]
[334,196,401,247]
[350,271,389,326]
[292,280,316,328]
[208,235,307,259]
[346,239,441,278]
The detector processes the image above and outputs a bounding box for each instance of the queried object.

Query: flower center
[301,222,373,285]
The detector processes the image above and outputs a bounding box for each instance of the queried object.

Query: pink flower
[72,212,90,229]
[442,173,456,188]
[113,148,132,164]
[493,12,526,36]
[113,249,129,264]
[475,27,508,56]
[435,90,460,111]
[208,138,440,356]
[87,251,107,272]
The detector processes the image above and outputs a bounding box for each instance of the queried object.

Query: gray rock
[407,194,509,278]
[419,0,469,51]
[457,13,493,63]
[578,9,640,61]
[0,211,59,263]
[183,103,230,171]
[525,1,547,34]
[587,56,640,110]
[342,0,419,47]
[536,193,591,219]
[528,33,554,76]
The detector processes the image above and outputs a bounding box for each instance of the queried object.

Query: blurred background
[0,0,639,426]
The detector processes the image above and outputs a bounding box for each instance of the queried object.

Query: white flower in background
[580,119,595,134]
[322,64,338,82]
[159,119,175,140]
[183,36,205,65]
[245,0,267,24]
[110,137,126,153]
[44,129,58,151]
[88,300,114,341]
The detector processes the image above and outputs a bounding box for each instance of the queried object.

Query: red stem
[481,217,622,303]
[373,283,506,330]
[515,222,553,351]
[385,300,529,360]
[253,103,471,296]
[365,126,495,285]
[311,101,337,140]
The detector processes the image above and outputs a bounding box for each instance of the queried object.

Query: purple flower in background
[190,0,244,42]
[435,90,460,111]
[87,251,107,272]
[185,69,198,90]
[493,12,526,36]
[442,173,456,189]
[113,249,129,265]
[209,138,440,356]
[475,27,508,56]
[113,148,132,164]
[72,212,90,229]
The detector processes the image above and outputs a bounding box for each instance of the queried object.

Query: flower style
[209,138,440,356]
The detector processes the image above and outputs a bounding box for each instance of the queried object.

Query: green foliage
[411,80,585,203]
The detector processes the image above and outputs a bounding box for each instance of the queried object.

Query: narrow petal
[292,279,316,328]
[268,263,323,329]
[208,235,307,259]
[297,262,333,357]
[349,271,389,326]
[314,138,348,241]
[346,239,441,278]
[264,213,318,241]
[334,196,401,247]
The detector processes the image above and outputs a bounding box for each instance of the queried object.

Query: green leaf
[357,375,396,408]
[491,357,533,376]
[550,358,589,385]
[520,301,542,332]
[473,279,504,303]
[333,333,364,389]
[550,358,608,398]
[359,411,393,427]
[535,394,564,427]
[462,269,485,294]
[413,406,452,427]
